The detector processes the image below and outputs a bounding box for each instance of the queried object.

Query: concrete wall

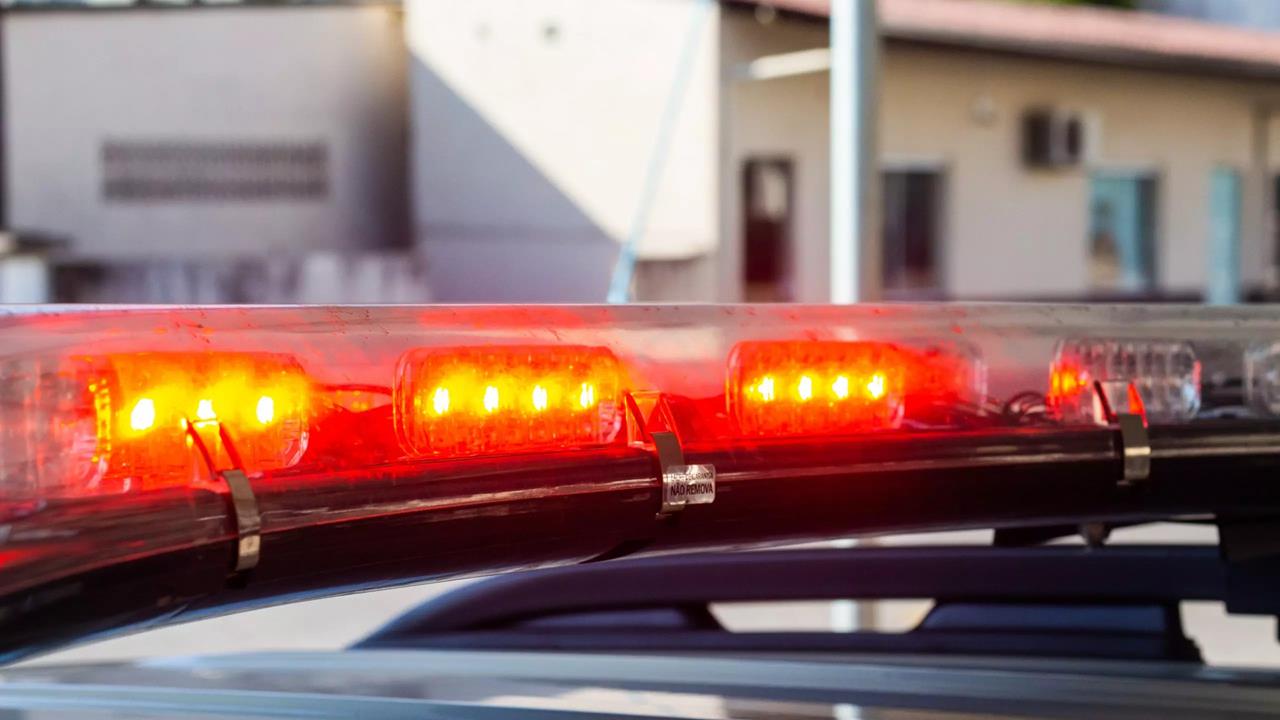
[404,0,719,302]
[4,5,409,260]
[720,8,1280,301]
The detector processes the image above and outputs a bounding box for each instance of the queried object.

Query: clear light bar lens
[1245,342,1280,416]
[1049,340,1201,424]
[0,358,108,500]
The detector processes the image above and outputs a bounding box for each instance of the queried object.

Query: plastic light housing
[898,341,988,418]
[0,357,108,499]
[1049,340,1201,424]
[1,351,311,496]
[1245,342,1280,416]
[394,345,622,457]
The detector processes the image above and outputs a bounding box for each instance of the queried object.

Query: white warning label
[661,464,716,512]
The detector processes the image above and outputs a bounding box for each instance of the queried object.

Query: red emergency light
[725,339,989,436]
[393,345,623,457]
[728,341,906,436]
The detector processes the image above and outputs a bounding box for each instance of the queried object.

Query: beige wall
[405,0,720,302]
[5,5,409,260]
[721,9,1280,301]
[885,45,1279,298]
[720,12,831,302]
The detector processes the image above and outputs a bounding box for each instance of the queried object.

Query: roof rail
[355,544,1231,662]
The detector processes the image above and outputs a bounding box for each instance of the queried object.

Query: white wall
[405,0,719,302]
[4,5,408,260]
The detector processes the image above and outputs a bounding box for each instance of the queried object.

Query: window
[882,169,943,295]
[741,158,793,302]
[1088,172,1157,292]
[1207,168,1241,305]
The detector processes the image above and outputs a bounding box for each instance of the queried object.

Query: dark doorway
[882,169,943,295]
[742,158,794,302]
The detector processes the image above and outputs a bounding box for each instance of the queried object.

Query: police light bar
[3,304,1280,659]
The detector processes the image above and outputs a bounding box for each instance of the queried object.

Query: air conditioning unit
[1022,108,1084,169]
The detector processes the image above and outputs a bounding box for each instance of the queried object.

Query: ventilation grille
[102,140,328,201]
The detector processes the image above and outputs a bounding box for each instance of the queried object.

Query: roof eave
[884,28,1280,83]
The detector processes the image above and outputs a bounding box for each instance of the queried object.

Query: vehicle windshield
[6,0,1280,712]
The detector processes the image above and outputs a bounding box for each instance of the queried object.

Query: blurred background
[8,0,1280,667]
[2,0,1280,306]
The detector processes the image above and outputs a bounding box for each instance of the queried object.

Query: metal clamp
[624,393,716,515]
[221,468,262,572]
[1092,380,1151,486]
[184,419,262,572]
[1116,413,1151,486]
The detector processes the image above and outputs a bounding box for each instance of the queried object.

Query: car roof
[7,648,1280,719]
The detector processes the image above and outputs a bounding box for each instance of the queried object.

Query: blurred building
[3,0,1280,304]
[406,0,1280,303]
[0,1,427,302]
[405,0,718,302]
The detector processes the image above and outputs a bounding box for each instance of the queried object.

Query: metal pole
[1255,106,1275,290]
[829,0,879,304]
[829,0,879,644]
[0,7,8,230]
